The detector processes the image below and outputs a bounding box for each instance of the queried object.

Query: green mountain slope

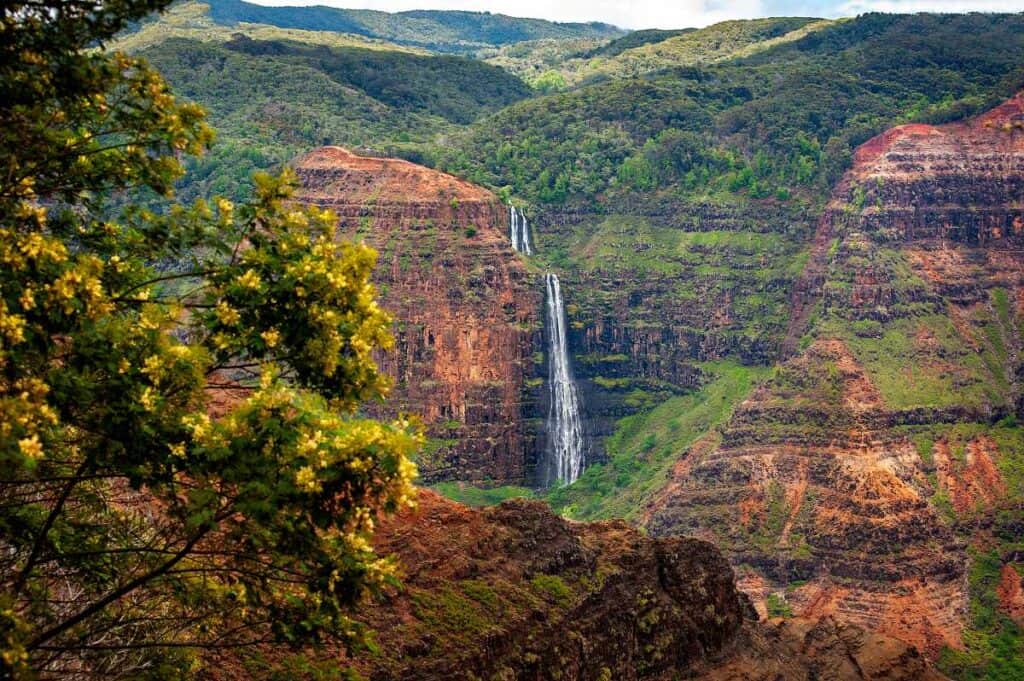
[536,17,831,88]
[139,35,530,201]
[200,0,624,52]
[112,0,428,53]
[438,12,1024,205]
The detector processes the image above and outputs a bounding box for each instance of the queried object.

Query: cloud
[838,0,1024,12]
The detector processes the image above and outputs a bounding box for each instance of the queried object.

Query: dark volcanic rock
[352,490,746,681]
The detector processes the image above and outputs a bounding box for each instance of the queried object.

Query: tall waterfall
[543,273,584,486]
[509,205,533,255]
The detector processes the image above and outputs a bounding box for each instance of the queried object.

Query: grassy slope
[546,362,769,521]
[547,17,830,87]
[481,18,828,91]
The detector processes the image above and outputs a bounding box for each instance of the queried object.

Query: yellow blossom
[261,328,280,348]
[141,354,162,380]
[182,413,211,440]
[213,333,232,351]
[215,301,240,326]
[0,308,26,345]
[19,288,35,311]
[235,269,262,290]
[139,386,156,411]
[295,466,320,492]
[18,435,43,460]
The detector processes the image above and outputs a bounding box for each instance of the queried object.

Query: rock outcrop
[348,490,745,680]
[205,492,944,680]
[293,147,541,484]
[341,491,942,680]
[696,616,946,681]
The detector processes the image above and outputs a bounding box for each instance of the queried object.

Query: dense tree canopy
[0,1,419,678]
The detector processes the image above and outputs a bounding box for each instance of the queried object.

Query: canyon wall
[293,147,542,484]
[644,93,1024,657]
[532,199,815,457]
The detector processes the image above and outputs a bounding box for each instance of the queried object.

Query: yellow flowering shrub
[0,2,420,677]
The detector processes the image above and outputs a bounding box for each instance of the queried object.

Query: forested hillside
[137,34,530,201]
[133,0,624,53]
[439,13,1024,205]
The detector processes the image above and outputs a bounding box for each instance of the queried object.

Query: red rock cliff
[292,147,541,484]
[647,92,1024,659]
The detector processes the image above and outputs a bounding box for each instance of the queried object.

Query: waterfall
[543,273,584,486]
[509,205,533,255]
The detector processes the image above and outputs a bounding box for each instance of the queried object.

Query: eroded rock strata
[645,339,968,657]
[293,147,541,484]
[645,93,1024,658]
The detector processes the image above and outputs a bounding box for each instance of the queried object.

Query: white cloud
[840,0,1024,12]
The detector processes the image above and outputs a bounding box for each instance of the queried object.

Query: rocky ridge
[344,491,944,680]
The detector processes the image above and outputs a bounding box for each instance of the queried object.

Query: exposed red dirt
[933,436,1007,514]
[997,564,1024,625]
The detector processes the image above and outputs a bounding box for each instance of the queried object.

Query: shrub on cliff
[0,2,419,677]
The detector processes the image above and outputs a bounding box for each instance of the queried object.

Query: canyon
[287,93,1024,674]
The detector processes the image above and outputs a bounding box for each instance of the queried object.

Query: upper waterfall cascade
[509,205,533,255]
[543,273,584,486]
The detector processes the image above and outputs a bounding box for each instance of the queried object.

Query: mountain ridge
[200,0,625,52]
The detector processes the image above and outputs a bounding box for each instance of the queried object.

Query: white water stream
[543,273,584,485]
[509,205,533,255]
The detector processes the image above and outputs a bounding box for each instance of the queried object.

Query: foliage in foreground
[0,1,418,677]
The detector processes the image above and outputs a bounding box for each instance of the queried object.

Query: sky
[246,0,1024,29]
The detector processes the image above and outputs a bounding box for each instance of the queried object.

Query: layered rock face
[645,340,968,657]
[698,616,945,681]
[293,147,541,484]
[645,93,1024,658]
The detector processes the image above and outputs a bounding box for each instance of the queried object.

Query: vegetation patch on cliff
[547,362,768,521]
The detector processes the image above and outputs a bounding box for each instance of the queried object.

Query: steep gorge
[285,94,1024,671]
